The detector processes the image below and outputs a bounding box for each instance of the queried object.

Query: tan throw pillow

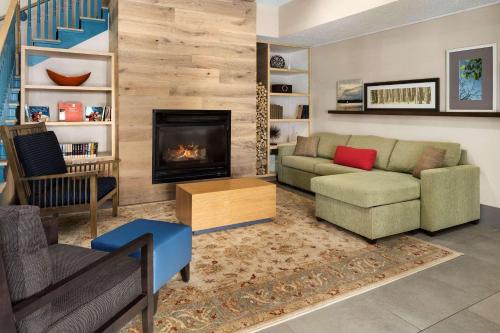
[413,146,446,178]
[294,136,320,157]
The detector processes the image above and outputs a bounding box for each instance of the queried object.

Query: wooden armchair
[0,206,154,333]
[0,123,119,238]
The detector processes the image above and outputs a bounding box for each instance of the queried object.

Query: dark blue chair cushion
[29,177,117,208]
[14,131,67,177]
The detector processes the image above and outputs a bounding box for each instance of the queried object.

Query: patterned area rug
[58,188,460,333]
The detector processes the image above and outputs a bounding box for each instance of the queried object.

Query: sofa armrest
[277,144,296,157]
[276,144,296,180]
[41,217,58,246]
[0,248,16,332]
[420,165,480,232]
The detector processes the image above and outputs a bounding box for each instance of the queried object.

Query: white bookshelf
[257,43,311,176]
[20,46,116,161]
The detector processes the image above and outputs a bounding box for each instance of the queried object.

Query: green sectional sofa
[276,133,480,242]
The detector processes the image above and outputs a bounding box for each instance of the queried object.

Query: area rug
[58,187,461,333]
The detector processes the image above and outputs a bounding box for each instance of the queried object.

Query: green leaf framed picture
[446,44,497,112]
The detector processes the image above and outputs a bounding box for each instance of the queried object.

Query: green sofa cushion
[281,156,332,173]
[387,140,462,173]
[314,163,367,176]
[311,171,420,208]
[347,135,397,170]
[314,133,351,159]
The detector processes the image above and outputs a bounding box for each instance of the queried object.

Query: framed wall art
[446,43,497,112]
[337,79,363,111]
[364,78,440,112]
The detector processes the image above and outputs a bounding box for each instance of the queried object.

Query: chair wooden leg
[142,233,154,333]
[142,305,154,333]
[90,175,98,239]
[112,192,119,217]
[153,292,159,314]
[90,205,97,239]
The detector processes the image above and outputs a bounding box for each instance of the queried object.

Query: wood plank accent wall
[111,0,257,205]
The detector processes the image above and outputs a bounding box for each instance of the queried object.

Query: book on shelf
[295,105,309,119]
[102,106,112,121]
[25,106,50,122]
[60,142,99,159]
[58,102,83,122]
[270,104,283,119]
[85,105,112,122]
[85,106,104,121]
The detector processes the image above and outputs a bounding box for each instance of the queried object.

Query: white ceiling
[259,0,500,46]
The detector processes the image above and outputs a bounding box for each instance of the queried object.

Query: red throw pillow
[334,146,377,171]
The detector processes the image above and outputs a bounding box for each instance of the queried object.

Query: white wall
[0,0,27,16]
[311,4,500,208]
[257,3,279,38]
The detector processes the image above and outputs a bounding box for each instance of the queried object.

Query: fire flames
[164,144,206,162]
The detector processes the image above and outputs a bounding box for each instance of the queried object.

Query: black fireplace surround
[152,110,231,183]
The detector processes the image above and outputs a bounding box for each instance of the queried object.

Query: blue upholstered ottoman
[91,219,192,293]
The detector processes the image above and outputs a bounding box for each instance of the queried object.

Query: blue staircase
[0,75,20,181]
[26,0,109,65]
[0,1,19,183]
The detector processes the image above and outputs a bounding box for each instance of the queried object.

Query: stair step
[57,26,84,32]
[80,16,106,22]
[29,6,110,66]
[32,38,61,44]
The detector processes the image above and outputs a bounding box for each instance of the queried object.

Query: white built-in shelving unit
[257,42,311,175]
[20,46,116,162]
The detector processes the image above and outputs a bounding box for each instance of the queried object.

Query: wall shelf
[25,85,112,92]
[270,68,308,74]
[270,92,309,97]
[24,45,114,59]
[64,151,113,164]
[270,118,309,122]
[328,110,500,117]
[44,121,114,126]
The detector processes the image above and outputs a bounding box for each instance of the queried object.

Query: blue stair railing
[0,0,21,183]
[26,0,104,46]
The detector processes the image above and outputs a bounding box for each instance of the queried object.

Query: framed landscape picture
[337,79,363,111]
[446,44,497,112]
[364,78,440,112]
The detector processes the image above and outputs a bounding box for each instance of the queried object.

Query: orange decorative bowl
[46,69,91,86]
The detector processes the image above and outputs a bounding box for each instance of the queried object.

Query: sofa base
[316,216,378,244]
[277,166,316,192]
[315,194,421,241]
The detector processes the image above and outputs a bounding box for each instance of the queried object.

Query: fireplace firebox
[152,110,231,183]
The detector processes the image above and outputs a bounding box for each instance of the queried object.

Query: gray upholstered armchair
[0,206,154,333]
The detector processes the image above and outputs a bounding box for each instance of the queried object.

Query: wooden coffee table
[176,178,276,233]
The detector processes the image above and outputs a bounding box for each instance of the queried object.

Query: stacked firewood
[256,82,268,175]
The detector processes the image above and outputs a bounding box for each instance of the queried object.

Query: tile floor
[261,187,500,333]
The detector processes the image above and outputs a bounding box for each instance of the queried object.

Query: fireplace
[152,110,231,183]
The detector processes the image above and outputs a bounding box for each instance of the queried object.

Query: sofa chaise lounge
[277,133,480,242]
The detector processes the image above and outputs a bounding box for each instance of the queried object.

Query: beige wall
[312,4,500,207]
[112,0,257,205]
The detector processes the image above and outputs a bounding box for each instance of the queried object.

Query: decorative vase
[46,69,91,86]
[270,55,285,69]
